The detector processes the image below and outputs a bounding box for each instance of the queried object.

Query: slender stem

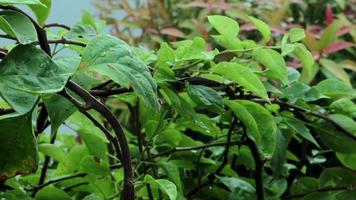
[31,172,86,191]
[215,117,237,174]
[65,81,134,200]
[35,105,48,135]
[44,23,71,30]
[0,108,15,115]
[90,87,132,96]
[245,138,264,200]
[31,133,57,197]
[150,141,242,159]
[46,39,86,47]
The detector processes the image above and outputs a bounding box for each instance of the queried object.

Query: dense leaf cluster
[0,1,355,200]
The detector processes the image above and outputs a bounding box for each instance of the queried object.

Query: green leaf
[248,16,271,41]
[29,0,51,26]
[237,100,277,156]
[82,35,159,111]
[0,113,37,181]
[320,58,350,85]
[80,156,110,176]
[81,11,96,28]
[294,43,315,82]
[0,87,38,114]
[330,98,356,118]
[187,84,223,110]
[252,48,288,85]
[42,94,76,134]
[155,129,182,147]
[284,116,320,148]
[335,190,356,200]
[314,79,355,98]
[208,15,239,38]
[0,0,44,5]
[301,192,336,200]
[271,129,289,177]
[144,175,178,200]
[216,176,255,193]
[157,160,183,192]
[319,167,356,188]
[281,34,296,56]
[0,10,37,44]
[0,45,74,94]
[336,153,356,170]
[316,115,356,154]
[319,22,340,49]
[289,28,305,43]
[35,186,71,200]
[214,62,268,100]
[38,144,66,163]
[156,42,175,67]
[329,114,356,135]
[290,177,318,195]
[225,100,260,144]
[69,112,109,159]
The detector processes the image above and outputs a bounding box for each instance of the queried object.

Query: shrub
[0,1,355,200]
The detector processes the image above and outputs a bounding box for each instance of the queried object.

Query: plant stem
[245,137,264,200]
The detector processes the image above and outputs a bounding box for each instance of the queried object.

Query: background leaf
[214,62,268,100]
[0,45,74,94]
[144,175,178,200]
[252,48,288,85]
[29,0,51,26]
[82,35,159,111]
[0,113,37,181]
[0,10,37,44]
[248,16,271,41]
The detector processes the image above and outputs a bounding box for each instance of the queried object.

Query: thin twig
[150,141,242,160]
[215,117,237,174]
[44,23,71,30]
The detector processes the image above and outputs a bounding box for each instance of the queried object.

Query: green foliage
[0,1,355,200]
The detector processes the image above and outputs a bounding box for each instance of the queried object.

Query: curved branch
[65,81,134,199]
[0,5,134,200]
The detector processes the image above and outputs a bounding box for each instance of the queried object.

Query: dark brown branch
[92,80,114,90]
[90,87,132,96]
[30,172,86,191]
[0,108,15,115]
[65,81,134,200]
[47,39,86,47]
[150,141,242,160]
[59,90,122,162]
[44,23,71,30]
[35,105,49,135]
[0,5,134,199]
[215,117,237,174]
[31,133,57,197]
[245,138,264,200]
[0,34,16,41]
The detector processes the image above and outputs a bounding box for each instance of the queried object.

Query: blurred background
[48,0,96,25]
